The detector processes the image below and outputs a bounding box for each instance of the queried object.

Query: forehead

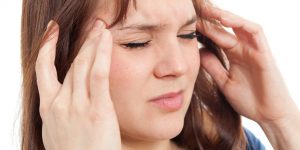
[101,0,196,29]
[129,0,195,20]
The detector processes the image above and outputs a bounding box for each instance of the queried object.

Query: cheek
[185,40,201,76]
[108,48,153,108]
[108,48,156,133]
[110,53,141,99]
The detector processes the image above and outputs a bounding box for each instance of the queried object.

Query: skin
[197,5,300,150]
[106,1,199,149]
[35,0,300,150]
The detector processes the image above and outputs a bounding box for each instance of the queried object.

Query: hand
[35,20,121,150]
[197,5,299,124]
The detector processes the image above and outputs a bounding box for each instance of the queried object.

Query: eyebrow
[117,15,198,31]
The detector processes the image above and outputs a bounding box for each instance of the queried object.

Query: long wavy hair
[20,0,247,149]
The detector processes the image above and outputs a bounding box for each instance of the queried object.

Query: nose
[154,41,188,79]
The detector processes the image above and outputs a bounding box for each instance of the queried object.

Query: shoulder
[244,128,266,150]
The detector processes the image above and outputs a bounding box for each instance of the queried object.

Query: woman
[20,0,300,149]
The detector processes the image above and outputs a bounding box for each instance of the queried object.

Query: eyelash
[121,31,199,49]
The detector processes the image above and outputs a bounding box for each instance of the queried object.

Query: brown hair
[21,0,247,149]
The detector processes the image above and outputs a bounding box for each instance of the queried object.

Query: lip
[149,90,184,112]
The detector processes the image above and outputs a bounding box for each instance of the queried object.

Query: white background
[0,0,299,149]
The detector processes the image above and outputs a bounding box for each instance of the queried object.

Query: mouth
[149,90,184,112]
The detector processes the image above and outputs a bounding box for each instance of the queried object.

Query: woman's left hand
[196,5,299,125]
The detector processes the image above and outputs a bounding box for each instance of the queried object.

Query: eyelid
[179,31,196,35]
[177,31,198,39]
[120,40,151,49]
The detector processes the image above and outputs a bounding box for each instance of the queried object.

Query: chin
[120,113,186,142]
[156,123,184,139]
[144,114,185,140]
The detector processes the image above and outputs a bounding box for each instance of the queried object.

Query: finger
[89,29,113,107]
[57,64,73,101]
[201,5,247,30]
[72,20,106,103]
[200,49,229,91]
[219,10,270,52]
[197,20,242,56]
[201,5,270,51]
[48,64,74,114]
[36,20,61,103]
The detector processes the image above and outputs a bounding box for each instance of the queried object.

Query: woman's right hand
[35,20,121,150]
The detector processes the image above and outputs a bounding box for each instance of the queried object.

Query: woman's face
[98,0,200,141]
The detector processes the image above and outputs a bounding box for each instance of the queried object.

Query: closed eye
[121,32,201,49]
[121,41,151,49]
[177,31,199,39]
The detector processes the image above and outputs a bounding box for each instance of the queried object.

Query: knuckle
[51,101,68,117]
[35,60,46,71]
[90,68,109,82]
[70,102,87,116]
[39,105,49,119]
[88,109,105,123]
[73,56,89,68]
[87,101,116,123]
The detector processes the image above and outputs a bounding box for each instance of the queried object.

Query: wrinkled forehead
[97,0,196,29]
[125,0,196,26]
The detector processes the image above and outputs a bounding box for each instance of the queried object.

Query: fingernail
[43,20,58,40]
[47,20,58,39]
[93,20,105,31]
[46,20,58,33]
[46,20,54,30]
